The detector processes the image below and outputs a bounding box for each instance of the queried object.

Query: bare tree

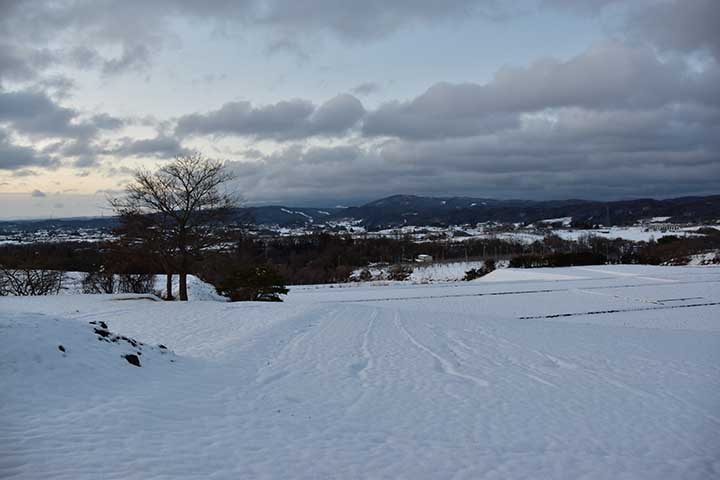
[111,152,237,301]
[0,267,65,296]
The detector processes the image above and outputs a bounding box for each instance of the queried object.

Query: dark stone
[99,321,108,329]
[123,354,141,367]
[94,328,110,338]
[158,344,167,350]
[58,345,65,353]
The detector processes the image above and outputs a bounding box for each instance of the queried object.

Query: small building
[416,254,433,263]
[647,223,681,233]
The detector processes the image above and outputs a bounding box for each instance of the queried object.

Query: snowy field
[1,265,719,479]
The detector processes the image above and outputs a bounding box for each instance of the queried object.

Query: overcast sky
[0,0,718,218]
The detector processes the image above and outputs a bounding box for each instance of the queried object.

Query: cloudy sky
[0,0,718,219]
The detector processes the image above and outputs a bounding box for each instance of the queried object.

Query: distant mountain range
[1,194,718,232]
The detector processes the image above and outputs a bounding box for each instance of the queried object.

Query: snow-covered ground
[351,260,504,283]
[2,265,719,479]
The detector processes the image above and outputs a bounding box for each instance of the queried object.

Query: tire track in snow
[574,288,665,305]
[321,279,719,304]
[518,301,720,320]
[349,309,377,382]
[255,307,342,385]
[393,312,489,387]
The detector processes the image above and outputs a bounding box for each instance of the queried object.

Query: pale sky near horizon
[1,0,719,219]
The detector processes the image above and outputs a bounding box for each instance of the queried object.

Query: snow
[409,260,487,283]
[551,225,715,243]
[477,268,585,282]
[352,260,495,283]
[58,272,225,302]
[2,265,720,479]
[687,250,720,266]
[539,216,572,226]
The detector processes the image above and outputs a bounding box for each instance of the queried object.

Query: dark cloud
[625,0,720,60]
[543,0,720,61]
[31,189,47,198]
[308,94,365,135]
[0,0,717,205]
[0,0,717,85]
[0,89,95,139]
[0,129,58,170]
[112,135,188,158]
[176,94,364,140]
[0,44,38,83]
[363,43,719,139]
[225,129,720,205]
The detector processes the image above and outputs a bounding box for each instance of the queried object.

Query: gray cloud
[101,44,151,76]
[0,1,717,205]
[226,130,720,205]
[31,189,47,198]
[1,0,717,88]
[351,82,381,96]
[543,0,720,61]
[540,0,625,14]
[112,134,188,158]
[0,89,95,139]
[363,42,719,139]
[0,1,506,45]
[0,129,58,170]
[256,0,513,40]
[90,113,124,130]
[625,0,720,60]
[0,44,38,83]
[176,94,364,140]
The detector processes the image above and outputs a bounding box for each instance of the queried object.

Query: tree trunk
[165,273,173,300]
[179,272,188,301]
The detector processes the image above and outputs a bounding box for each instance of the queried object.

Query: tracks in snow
[393,311,489,387]
[319,279,719,305]
[518,301,720,320]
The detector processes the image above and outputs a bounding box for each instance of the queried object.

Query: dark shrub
[82,270,116,294]
[0,267,65,296]
[464,258,496,280]
[358,269,372,281]
[117,273,155,294]
[214,265,289,302]
[388,264,413,281]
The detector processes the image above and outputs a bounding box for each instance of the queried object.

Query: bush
[388,264,413,281]
[358,269,372,281]
[0,267,65,296]
[117,273,155,294]
[463,258,497,281]
[509,254,546,268]
[82,270,116,294]
[214,265,289,302]
[509,252,607,268]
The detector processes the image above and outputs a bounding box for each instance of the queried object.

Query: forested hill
[1,194,718,231]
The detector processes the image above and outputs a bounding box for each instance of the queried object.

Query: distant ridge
[1,194,718,231]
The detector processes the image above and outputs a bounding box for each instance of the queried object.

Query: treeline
[210,234,529,284]
[2,229,718,288]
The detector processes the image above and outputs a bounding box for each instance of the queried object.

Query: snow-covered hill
[1,265,719,479]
